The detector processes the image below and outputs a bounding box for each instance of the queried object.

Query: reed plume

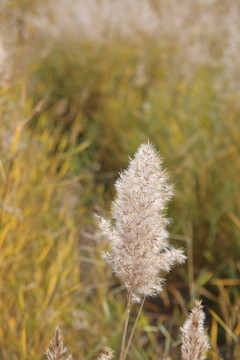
[97,348,114,360]
[181,300,210,360]
[99,143,186,303]
[43,145,210,360]
[45,326,72,360]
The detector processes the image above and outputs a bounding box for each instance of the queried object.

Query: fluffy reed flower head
[97,348,114,360]
[181,300,210,360]
[45,326,72,360]
[99,143,186,302]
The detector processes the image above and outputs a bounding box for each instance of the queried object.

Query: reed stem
[122,295,146,360]
[119,295,132,360]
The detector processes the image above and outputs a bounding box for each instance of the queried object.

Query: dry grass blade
[208,308,239,343]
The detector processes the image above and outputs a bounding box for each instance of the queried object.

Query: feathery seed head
[44,326,72,360]
[181,300,210,360]
[98,143,186,302]
[97,348,114,360]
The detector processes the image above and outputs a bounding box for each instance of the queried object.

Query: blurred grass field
[0,1,240,359]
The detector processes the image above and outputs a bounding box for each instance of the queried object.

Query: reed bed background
[0,0,239,359]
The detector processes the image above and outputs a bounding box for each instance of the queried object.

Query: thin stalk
[186,223,194,303]
[119,295,132,360]
[122,295,146,360]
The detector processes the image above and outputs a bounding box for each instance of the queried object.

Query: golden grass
[0,83,84,359]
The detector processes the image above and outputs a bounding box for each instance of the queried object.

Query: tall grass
[0,83,86,359]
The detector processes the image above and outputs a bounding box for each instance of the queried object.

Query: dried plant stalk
[181,300,210,360]
[44,326,72,360]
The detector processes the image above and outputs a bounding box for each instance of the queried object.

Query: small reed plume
[97,348,114,360]
[98,143,186,302]
[44,326,72,360]
[181,300,210,360]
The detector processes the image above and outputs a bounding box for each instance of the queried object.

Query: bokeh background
[0,0,240,359]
